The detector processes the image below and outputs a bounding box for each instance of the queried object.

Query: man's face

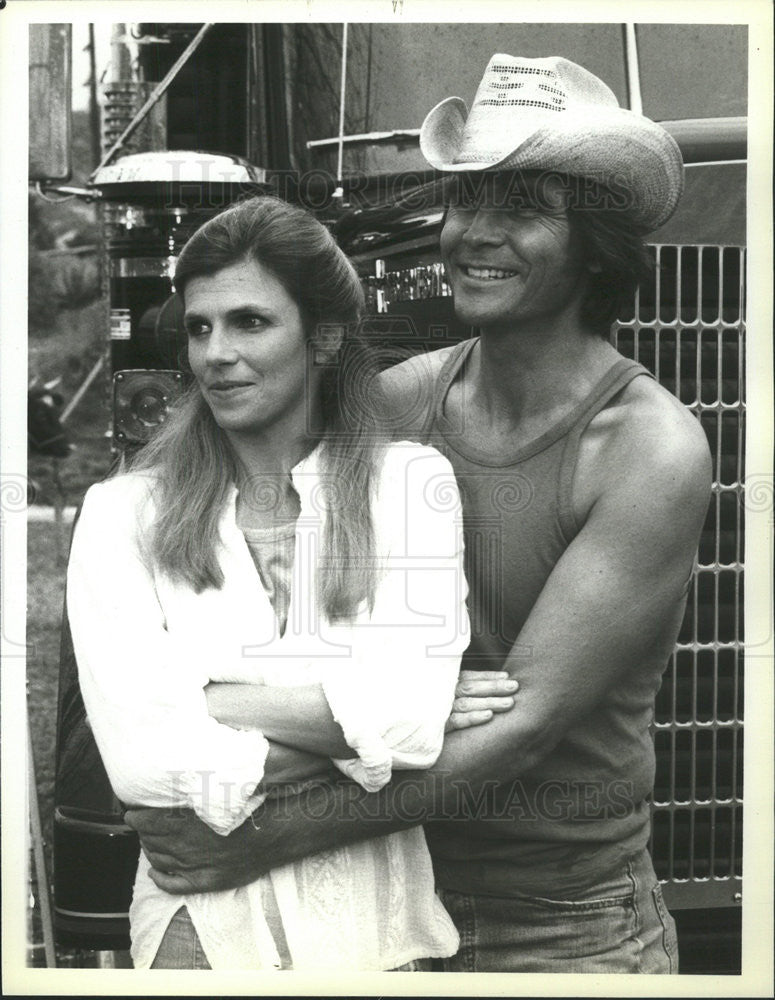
[440,172,588,335]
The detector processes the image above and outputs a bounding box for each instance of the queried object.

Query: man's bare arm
[451,397,713,780]
[130,404,711,892]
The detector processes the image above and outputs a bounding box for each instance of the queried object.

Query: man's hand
[124,739,337,893]
[124,781,339,895]
[445,670,518,732]
[124,675,519,894]
[124,805,263,894]
[124,771,431,894]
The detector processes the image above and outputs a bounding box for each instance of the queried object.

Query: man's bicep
[501,446,711,737]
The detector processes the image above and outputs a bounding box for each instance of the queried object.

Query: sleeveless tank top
[396,339,685,897]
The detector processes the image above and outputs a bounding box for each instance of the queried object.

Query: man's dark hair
[567,199,655,336]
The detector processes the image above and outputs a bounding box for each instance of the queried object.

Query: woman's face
[184,257,321,440]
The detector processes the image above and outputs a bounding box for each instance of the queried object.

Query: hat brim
[420,95,547,172]
[420,97,684,231]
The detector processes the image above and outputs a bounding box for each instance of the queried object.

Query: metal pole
[87,24,101,168]
[109,23,131,84]
[28,719,56,967]
[335,23,349,188]
[60,355,105,424]
[364,24,373,134]
[623,23,643,115]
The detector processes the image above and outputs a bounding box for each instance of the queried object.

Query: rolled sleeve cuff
[330,741,394,793]
[322,676,396,791]
[176,730,270,835]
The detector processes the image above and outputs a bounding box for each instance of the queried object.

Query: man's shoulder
[578,372,712,516]
[376,344,465,439]
[615,376,710,472]
[377,345,462,405]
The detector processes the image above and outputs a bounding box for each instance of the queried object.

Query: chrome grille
[363,261,450,314]
[612,245,745,910]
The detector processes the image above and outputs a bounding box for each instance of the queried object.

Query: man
[127,55,711,973]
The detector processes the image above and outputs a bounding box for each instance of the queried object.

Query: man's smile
[461,265,519,281]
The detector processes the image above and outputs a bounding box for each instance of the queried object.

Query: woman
[67,196,516,971]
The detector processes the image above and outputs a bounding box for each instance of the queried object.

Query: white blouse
[67,440,469,970]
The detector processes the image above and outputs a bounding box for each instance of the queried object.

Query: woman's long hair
[129,195,385,621]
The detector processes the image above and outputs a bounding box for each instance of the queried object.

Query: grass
[26,303,114,845]
[26,358,113,851]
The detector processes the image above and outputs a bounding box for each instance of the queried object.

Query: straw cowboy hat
[419,54,684,231]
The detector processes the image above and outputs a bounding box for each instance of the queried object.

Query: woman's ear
[312,323,345,365]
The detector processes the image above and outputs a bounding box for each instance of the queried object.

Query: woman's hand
[445,671,518,732]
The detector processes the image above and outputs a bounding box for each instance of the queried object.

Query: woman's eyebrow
[226,304,273,315]
[183,304,276,323]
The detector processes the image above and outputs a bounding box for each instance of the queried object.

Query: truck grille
[613,244,745,909]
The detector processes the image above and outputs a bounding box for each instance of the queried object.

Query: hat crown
[457,54,621,167]
[470,54,619,117]
[419,51,684,231]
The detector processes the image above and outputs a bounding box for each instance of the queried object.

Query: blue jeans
[150,907,212,969]
[150,906,432,970]
[436,848,679,973]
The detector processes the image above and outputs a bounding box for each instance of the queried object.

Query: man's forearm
[131,711,546,894]
[244,717,545,876]
[127,766,439,896]
[246,767,436,873]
